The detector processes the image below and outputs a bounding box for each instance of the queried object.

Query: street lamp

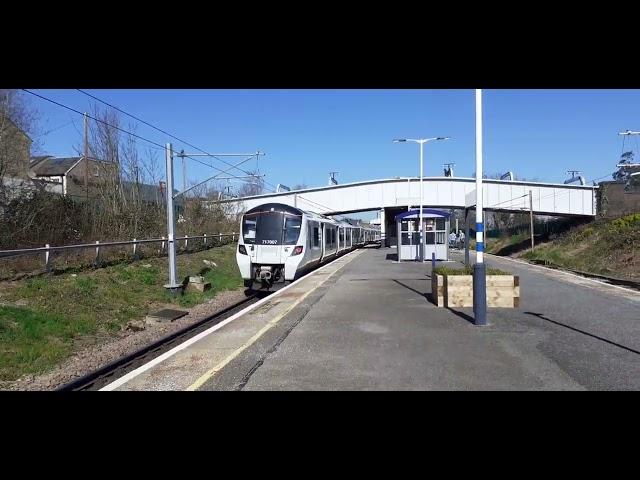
[393,137,451,262]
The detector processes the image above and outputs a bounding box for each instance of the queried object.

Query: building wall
[0,117,32,179]
[598,181,640,218]
[65,159,118,198]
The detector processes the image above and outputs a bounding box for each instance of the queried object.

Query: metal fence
[0,233,239,272]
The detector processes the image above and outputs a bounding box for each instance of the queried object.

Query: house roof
[120,181,183,206]
[30,156,81,176]
[29,155,107,176]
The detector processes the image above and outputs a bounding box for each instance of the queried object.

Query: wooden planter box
[431,274,520,308]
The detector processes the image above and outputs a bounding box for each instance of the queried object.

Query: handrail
[0,233,239,257]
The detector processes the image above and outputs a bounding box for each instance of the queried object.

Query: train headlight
[238,244,247,255]
[292,245,303,256]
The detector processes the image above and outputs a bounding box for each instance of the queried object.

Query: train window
[258,212,284,245]
[312,226,320,248]
[331,228,336,245]
[243,211,285,245]
[339,228,344,243]
[283,215,302,245]
[326,228,331,245]
[242,215,258,244]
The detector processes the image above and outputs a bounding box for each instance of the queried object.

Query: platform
[103,246,640,391]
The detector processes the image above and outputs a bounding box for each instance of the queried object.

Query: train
[236,203,380,290]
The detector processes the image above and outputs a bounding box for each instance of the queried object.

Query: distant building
[29,155,119,198]
[0,113,32,180]
[597,181,640,217]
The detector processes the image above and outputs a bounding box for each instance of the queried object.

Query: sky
[27,89,640,200]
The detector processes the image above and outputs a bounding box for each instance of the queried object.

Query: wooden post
[529,190,534,250]
[464,208,470,266]
[94,240,101,266]
[45,244,51,272]
[84,112,88,201]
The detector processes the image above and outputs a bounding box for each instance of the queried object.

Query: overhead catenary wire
[75,89,277,187]
[21,89,166,151]
[23,89,266,189]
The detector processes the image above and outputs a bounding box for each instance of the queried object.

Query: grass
[521,213,640,280]
[0,243,243,382]
[0,306,95,381]
[484,232,530,254]
[433,265,511,276]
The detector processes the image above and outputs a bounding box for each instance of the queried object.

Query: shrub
[433,265,511,276]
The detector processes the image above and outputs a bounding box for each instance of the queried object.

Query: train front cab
[237,204,305,288]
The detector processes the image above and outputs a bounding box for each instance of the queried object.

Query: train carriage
[236,203,379,290]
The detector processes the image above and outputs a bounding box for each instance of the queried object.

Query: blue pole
[431,251,436,271]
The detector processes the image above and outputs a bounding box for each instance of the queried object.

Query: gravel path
[1,288,248,391]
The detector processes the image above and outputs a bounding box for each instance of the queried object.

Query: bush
[609,213,640,233]
[433,265,511,276]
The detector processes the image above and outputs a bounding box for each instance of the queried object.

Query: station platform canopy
[394,208,451,222]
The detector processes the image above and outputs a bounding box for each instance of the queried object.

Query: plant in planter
[430,265,520,308]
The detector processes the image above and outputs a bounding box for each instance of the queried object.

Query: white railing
[0,233,239,272]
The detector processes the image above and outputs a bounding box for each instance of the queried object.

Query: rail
[0,233,239,271]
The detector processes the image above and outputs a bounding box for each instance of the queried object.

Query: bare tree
[0,89,40,206]
[236,169,265,197]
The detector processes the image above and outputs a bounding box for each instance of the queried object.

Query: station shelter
[394,209,450,261]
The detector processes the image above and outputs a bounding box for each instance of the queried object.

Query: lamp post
[393,137,451,262]
[473,88,487,326]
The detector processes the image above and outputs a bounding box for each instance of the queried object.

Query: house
[120,180,183,207]
[29,155,118,198]
[0,113,32,180]
[2,115,176,205]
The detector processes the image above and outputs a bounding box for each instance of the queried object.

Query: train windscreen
[242,211,302,245]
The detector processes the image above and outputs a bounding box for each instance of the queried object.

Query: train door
[251,210,290,265]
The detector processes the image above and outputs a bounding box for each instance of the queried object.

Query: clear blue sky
[29,89,640,192]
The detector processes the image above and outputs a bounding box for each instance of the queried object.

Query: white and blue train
[236,203,380,290]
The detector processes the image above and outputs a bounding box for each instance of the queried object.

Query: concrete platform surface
[205,248,639,391]
[102,250,365,391]
[103,246,640,391]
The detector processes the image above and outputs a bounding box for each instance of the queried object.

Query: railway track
[527,259,640,291]
[58,246,373,391]
[57,293,266,391]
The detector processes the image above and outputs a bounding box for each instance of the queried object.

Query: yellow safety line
[186,251,362,391]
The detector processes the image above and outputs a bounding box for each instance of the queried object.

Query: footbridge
[218,176,598,218]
